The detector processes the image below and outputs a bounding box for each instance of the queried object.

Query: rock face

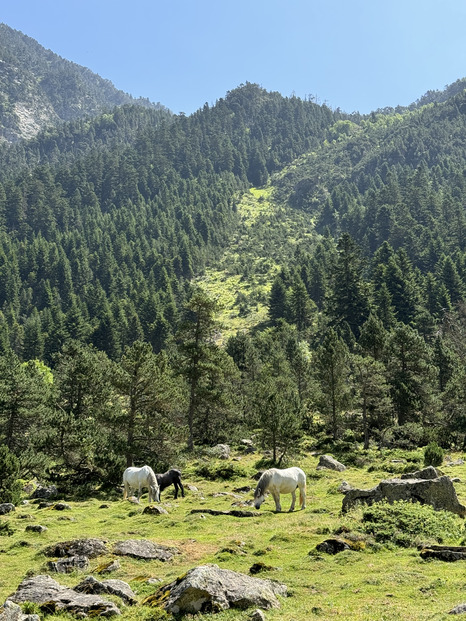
[420,545,466,562]
[342,475,466,516]
[317,455,346,472]
[156,564,287,614]
[8,575,120,617]
[113,539,177,561]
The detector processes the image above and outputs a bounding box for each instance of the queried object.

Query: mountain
[0,23,167,144]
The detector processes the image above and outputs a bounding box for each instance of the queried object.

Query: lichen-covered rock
[342,475,466,516]
[74,576,137,604]
[0,600,39,621]
[317,455,346,472]
[47,555,90,573]
[8,575,120,617]
[113,539,177,561]
[400,466,440,480]
[43,538,108,558]
[155,564,287,614]
[142,505,168,516]
[315,539,351,554]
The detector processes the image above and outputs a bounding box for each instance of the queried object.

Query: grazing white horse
[253,467,306,512]
[122,465,160,503]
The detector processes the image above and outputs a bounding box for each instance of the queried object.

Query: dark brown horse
[155,469,185,499]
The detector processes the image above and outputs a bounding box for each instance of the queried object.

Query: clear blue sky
[3,1,466,115]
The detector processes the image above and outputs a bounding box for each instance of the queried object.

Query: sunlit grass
[3,450,466,620]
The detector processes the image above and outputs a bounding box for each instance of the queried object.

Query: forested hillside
[0,23,165,144]
[0,26,465,491]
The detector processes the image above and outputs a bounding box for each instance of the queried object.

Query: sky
[2,1,466,116]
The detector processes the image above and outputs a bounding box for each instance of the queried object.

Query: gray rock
[25,525,47,534]
[250,609,266,621]
[342,475,466,516]
[142,505,168,515]
[0,504,15,515]
[400,466,440,480]
[52,503,71,511]
[210,444,231,459]
[317,455,346,472]
[97,560,121,574]
[0,600,40,621]
[337,481,352,494]
[450,603,466,614]
[158,564,287,614]
[8,575,120,617]
[315,539,351,554]
[43,538,108,558]
[113,539,177,561]
[47,555,90,573]
[31,485,58,500]
[74,576,137,605]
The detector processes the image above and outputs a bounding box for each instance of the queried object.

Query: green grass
[197,185,318,342]
[2,450,466,620]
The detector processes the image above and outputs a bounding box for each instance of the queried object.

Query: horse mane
[254,469,273,497]
[144,466,158,487]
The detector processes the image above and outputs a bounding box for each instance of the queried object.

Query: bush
[193,461,247,481]
[424,442,444,467]
[361,500,462,547]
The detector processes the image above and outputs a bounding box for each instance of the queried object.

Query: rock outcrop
[8,575,120,617]
[317,455,346,472]
[342,475,466,516]
[150,564,287,614]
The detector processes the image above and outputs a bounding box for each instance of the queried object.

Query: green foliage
[424,442,444,467]
[361,500,463,547]
[0,444,21,504]
[193,461,247,480]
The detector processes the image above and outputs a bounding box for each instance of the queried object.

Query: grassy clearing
[198,186,318,342]
[2,449,466,620]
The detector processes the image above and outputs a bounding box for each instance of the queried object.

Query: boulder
[337,481,352,494]
[142,505,168,516]
[31,485,58,500]
[8,575,120,617]
[315,539,351,554]
[420,545,466,562]
[400,466,440,479]
[0,504,15,515]
[317,455,346,472]
[152,564,287,614]
[0,600,39,621]
[113,539,178,561]
[210,444,231,460]
[47,555,90,573]
[43,538,108,558]
[25,525,47,534]
[74,576,137,604]
[342,475,466,516]
[449,603,466,614]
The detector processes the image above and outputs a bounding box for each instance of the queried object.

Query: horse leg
[271,491,282,512]
[299,484,306,510]
[173,482,178,499]
[289,489,296,512]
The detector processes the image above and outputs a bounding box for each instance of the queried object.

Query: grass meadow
[2,448,466,620]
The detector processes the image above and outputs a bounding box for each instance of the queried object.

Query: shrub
[361,500,462,547]
[424,442,444,467]
[193,461,247,480]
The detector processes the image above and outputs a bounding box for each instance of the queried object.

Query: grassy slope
[2,449,466,620]
[198,185,318,342]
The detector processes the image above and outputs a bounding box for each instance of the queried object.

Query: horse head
[253,485,265,509]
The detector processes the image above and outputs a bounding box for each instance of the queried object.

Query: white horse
[253,467,306,512]
[122,465,160,503]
